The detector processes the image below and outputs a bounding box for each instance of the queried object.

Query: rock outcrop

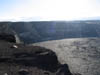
[0,36,73,75]
[0,33,20,43]
[0,33,16,43]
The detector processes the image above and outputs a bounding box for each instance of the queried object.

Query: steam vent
[0,33,80,75]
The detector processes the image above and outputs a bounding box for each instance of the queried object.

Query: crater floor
[33,38,100,75]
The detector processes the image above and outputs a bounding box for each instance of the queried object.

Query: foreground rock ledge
[0,40,74,75]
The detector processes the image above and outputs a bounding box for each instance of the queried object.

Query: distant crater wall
[0,21,100,44]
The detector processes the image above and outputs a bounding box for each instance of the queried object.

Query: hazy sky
[0,0,100,21]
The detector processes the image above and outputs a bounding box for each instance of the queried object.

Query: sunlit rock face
[33,38,100,75]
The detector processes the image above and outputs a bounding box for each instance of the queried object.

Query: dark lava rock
[0,41,74,75]
[12,47,60,72]
[0,33,16,43]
